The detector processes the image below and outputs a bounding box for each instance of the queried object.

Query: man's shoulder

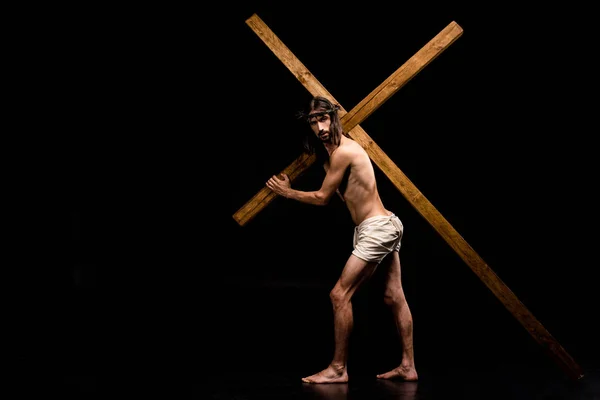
[332,137,367,160]
[345,139,369,157]
[340,137,363,151]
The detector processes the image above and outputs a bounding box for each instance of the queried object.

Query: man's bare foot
[301,365,348,384]
[376,365,418,381]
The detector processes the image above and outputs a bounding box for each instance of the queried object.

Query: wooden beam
[234,15,462,226]
[233,152,316,226]
[342,21,463,132]
[235,13,584,380]
[347,123,584,381]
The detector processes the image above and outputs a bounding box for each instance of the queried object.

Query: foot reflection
[375,380,419,399]
[301,382,349,399]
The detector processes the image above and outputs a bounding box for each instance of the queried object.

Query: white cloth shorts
[352,213,403,264]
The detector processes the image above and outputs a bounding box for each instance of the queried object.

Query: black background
[36,0,599,385]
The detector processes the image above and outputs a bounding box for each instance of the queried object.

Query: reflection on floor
[19,362,600,399]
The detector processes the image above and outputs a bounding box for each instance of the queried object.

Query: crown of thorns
[296,104,341,122]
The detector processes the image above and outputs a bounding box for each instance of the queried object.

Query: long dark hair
[298,96,348,160]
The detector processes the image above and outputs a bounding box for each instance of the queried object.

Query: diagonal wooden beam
[234,13,584,381]
[233,16,462,226]
[234,151,316,226]
[350,123,585,382]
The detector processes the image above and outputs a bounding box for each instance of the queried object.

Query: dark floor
[18,304,600,400]
[201,365,599,400]
[20,363,600,399]
[23,273,599,399]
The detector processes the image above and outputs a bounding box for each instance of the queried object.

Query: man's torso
[336,137,389,225]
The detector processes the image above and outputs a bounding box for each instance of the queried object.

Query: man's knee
[330,286,352,308]
[383,290,406,306]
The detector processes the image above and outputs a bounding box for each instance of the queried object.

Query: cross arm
[233,152,316,226]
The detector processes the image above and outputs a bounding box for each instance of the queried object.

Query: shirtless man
[266,96,418,383]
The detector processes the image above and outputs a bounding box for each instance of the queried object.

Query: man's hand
[266,173,291,198]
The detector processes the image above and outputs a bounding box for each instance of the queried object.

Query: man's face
[307,110,332,142]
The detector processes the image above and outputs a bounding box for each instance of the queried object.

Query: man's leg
[376,250,418,381]
[302,254,378,384]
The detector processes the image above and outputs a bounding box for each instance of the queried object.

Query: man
[265,96,418,383]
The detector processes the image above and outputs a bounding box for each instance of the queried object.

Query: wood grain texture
[233,152,316,226]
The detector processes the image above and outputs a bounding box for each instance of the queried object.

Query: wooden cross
[233,13,584,381]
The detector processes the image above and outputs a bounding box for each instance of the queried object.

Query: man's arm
[266,150,350,206]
